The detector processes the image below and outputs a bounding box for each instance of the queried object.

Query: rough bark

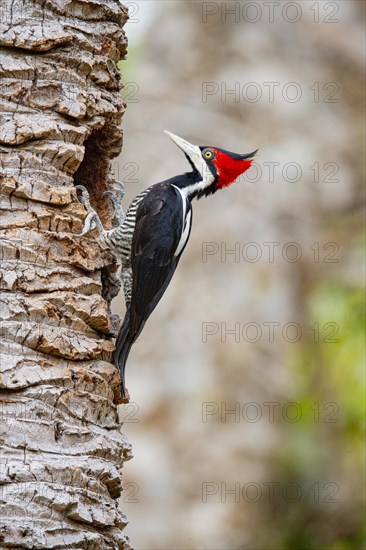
[0,0,132,548]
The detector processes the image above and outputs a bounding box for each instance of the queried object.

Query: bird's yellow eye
[203,149,213,159]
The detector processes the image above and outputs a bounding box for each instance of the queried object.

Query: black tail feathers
[112,309,133,398]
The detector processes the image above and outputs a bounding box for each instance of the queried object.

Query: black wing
[113,182,192,396]
[129,182,191,339]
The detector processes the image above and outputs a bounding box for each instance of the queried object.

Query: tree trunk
[0,0,132,547]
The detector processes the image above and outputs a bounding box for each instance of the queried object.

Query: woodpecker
[76,131,257,398]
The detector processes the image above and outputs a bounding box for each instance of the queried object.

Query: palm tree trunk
[0,0,132,547]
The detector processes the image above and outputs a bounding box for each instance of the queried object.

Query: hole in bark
[74,124,123,304]
[73,125,115,228]
[74,121,122,303]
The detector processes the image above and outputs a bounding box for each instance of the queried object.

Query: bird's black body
[113,179,193,395]
[110,131,257,398]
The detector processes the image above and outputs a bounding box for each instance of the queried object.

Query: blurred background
[112,2,365,548]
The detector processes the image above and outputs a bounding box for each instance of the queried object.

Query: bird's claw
[75,185,105,238]
[102,180,125,200]
[103,181,126,225]
[114,180,126,201]
[75,185,90,203]
[74,211,97,237]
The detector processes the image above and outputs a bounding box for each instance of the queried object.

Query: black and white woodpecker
[76,131,257,397]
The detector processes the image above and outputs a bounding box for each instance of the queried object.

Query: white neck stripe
[180,146,215,198]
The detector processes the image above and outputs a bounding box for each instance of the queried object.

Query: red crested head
[209,147,257,189]
[164,130,258,199]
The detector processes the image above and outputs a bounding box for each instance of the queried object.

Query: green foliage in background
[264,280,365,550]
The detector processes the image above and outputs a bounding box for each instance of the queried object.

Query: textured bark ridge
[0,0,132,548]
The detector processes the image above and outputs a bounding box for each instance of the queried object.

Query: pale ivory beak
[164,130,202,165]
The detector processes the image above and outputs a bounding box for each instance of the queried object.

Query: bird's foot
[75,185,108,239]
[103,180,126,225]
